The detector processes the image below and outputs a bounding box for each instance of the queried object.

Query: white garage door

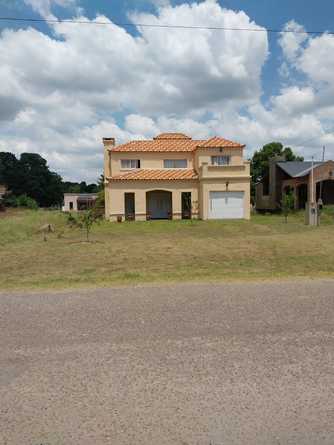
[209,191,244,219]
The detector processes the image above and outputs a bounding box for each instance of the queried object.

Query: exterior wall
[199,162,250,179]
[106,180,199,221]
[195,148,244,171]
[306,161,334,206]
[62,194,98,212]
[110,152,194,176]
[199,178,251,220]
[63,194,78,212]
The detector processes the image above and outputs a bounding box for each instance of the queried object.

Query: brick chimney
[103,138,115,179]
[103,137,115,148]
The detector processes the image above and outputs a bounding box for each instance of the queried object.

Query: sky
[0,0,334,182]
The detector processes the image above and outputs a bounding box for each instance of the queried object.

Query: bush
[15,194,38,209]
[281,192,294,223]
[92,189,105,218]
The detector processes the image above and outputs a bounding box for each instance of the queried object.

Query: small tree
[281,192,294,223]
[67,210,99,242]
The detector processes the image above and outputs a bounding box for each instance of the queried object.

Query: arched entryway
[317,180,334,205]
[146,190,172,219]
[297,184,308,209]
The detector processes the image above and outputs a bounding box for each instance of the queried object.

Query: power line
[0,16,333,35]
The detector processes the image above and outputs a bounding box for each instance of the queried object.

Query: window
[121,159,140,169]
[163,159,187,168]
[211,156,230,166]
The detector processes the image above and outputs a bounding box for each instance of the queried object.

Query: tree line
[0,152,101,208]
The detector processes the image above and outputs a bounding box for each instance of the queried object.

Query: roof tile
[109,169,198,181]
[198,137,244,148]
[109,133,244,152]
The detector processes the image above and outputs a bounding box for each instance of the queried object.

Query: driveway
[1,280,334,444]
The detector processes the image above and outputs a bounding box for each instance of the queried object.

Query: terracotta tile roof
[198,137,244,148]
[153,133,191,140]
[109,169,198,181]
[110,133,244,152]
[112,139,204,152]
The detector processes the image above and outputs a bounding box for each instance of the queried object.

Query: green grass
[0,207,334,290]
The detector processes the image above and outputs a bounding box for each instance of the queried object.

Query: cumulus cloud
[279,20,308,63]
[0,2,333,181]
[24,0,78,19]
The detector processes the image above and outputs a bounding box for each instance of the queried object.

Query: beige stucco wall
[106,180,199,221]
[195,148,244,171]
[63,194,78,212]
[110,152,194,176]
[62,194,98,212]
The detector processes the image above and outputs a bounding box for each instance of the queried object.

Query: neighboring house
[62,193,98,212]
[0,184,7,200]
[256,156,334,210]
[103,133,250,221]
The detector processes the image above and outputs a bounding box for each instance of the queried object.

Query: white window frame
[211,155,230,166]
[121,159,140,169]
[163,159,187,168]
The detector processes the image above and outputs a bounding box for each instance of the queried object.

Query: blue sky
[0,0,333,181]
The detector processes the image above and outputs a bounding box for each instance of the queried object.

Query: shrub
[281,192,294,223]
[16,194,38,210]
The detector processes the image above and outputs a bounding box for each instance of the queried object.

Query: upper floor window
[211,155,230,166]
[121,159,140,169]
[163,159,187,168]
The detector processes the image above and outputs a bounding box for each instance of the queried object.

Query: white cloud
[0,4,333,181]
[24,0,78,19]
[279,20,308,63]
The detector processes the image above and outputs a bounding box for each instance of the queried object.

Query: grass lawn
[1,207,334,290]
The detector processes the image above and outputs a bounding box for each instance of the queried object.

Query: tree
[97,174,105,191]
[250,142,303,197]
[281,192,295,223]
[0,152,20,191]
[67,210,100,242]
[62,180,99,194]
[19,153,63,207]
[0,152,63,207]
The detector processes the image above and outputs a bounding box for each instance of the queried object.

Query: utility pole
[319,145,325,201]
[306,155,318,225]
[310,156,315,205]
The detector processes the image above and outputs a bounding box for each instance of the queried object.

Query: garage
[209,191,244,219]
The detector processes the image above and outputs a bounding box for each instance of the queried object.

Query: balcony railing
[199,162,250,179]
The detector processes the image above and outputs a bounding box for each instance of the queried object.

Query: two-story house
[103,133,250,221]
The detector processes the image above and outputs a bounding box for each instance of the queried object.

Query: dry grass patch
[0,208,334,290]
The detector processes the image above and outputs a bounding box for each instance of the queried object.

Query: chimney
[103,138,115,179]
[103,137,115,148]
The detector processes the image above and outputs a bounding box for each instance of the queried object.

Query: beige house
[62,193,98,212]
[103,133,250,221]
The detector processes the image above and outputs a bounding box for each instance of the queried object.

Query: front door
[147,191,172,219]
[125,193,135,220]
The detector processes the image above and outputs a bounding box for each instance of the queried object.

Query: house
[62,193,98,212]
[255,156,334,210]
[103,133,250,221]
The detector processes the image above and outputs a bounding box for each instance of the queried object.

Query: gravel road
[1,279,334,445]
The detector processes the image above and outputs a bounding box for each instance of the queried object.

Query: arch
[317,179,334,205]
[297,184,308,209]
[146,190,172,220]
